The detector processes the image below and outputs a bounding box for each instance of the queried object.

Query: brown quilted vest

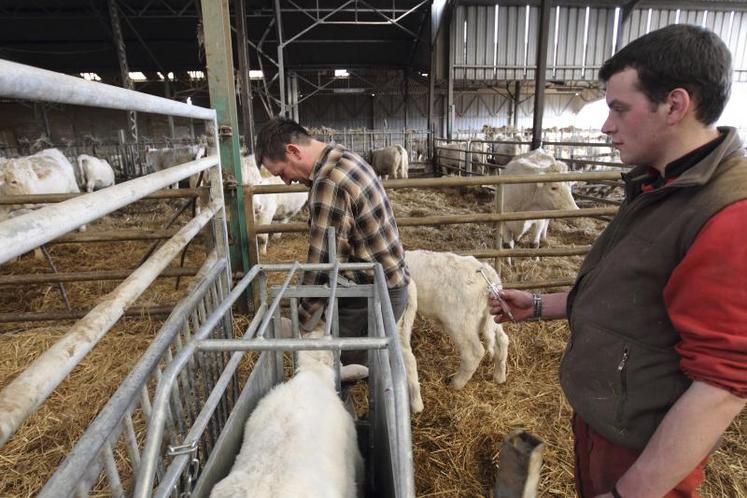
[561,127,747,450]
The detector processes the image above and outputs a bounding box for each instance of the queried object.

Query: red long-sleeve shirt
[664,200,747,398]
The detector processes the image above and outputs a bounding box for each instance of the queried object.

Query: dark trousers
[572,413,707,498]
[338,284,409,365]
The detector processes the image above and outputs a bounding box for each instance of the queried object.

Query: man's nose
[601,114,614,135]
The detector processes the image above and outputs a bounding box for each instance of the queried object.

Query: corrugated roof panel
[453,6,467,80]
[497,5,526,80]
[732,12,747,71]
[526,5,540,80]
[586,8,615,79]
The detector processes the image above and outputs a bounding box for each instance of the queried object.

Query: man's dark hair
[599,24,732,125]
[255,117,312,164]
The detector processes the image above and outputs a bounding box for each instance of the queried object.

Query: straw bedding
[0,189,744,497]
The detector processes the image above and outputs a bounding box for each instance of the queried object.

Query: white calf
[245,158,307,255]
[210,330,365,498]
[76,154,115,192]
[397,250,509,414]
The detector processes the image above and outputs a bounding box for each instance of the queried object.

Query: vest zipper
[615,347,630,430]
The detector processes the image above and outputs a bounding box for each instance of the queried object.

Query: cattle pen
[0,59,417,497]
[3,0,747,495]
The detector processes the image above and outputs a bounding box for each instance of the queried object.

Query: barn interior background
[0,0,745,497]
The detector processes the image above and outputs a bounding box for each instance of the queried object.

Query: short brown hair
[255,117,312,165]
[599,24,731,125]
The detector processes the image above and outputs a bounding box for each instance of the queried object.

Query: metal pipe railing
[0,189,200,205]
[253,206,618,235]
[0,200,223,447]
[0,156,218,264]
[0,59,214,120]
[37,256,225,498]
[248,170,622,194]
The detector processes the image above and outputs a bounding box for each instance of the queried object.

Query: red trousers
[572,413,707,497]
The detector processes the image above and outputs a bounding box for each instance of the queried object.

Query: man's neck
[651,125,720,175]
[309,140,329,162]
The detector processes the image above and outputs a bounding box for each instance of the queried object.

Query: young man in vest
[489,24,746,497]
[255,118,410,361]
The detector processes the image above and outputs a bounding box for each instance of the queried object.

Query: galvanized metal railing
[132,260,415,498]
[38,253,231,497]
[0,59,232,450]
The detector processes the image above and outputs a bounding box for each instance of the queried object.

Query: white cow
[244,158,307,255]
[397,250,510,414]
[437,142,487,173]
[0,149,85,249]
[144,144,206,189]
[210,328,366,498]
[369,145,409,180]
[490,134,521,166]
[0,148,80,205]
[500,149,578,262]
[76,154,115,192]
[143,144,206,173]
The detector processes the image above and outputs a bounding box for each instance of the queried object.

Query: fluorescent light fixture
[157,71,175,80]
[188,70,206,80]
[249,70,264,79]
[129,71,147,81]
[80,72,101,81]
[334,69,350,78]
[331,88,366,94]
[187,97,193,105]
[420,72,428,77]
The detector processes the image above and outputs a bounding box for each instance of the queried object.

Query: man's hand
[488,289,534,323]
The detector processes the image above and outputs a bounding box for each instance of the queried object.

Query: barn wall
[0,103,200,147]
[453,3,747,83]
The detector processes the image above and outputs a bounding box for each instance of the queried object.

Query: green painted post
[200,0,251,279]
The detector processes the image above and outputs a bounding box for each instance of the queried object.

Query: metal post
[531,0,551,150]
[493,172,504,274]
[164,80,176,140]
[274,0,286,116]
[403,70,409,130]
[512,80,521,129]
[289,71,300,121]
[200,0,251,277]
[447,10,455,140]
[235,0,256,153]
[428,27,437,166]
[107,0,138,144]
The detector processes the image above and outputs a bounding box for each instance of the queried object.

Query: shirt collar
[311,144,335,180]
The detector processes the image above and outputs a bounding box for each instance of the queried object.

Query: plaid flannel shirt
[299,144,409,328]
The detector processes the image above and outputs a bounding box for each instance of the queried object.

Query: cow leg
[527,221,544,260]
[539,219,550,245]
[258,234,268,255]
[501,225,516,266]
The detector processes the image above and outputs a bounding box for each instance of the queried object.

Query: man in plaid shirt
[255,118,410,357]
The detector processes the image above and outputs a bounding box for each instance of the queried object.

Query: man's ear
[666,88,691,124]
[286,143,302,160]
